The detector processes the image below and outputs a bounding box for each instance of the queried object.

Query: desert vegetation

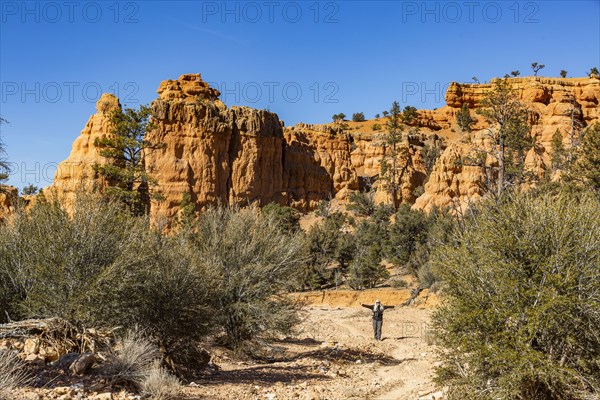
[352,112,365,122]
[1,75,599,399]
[432,191,600,400]
[0,349,31,399]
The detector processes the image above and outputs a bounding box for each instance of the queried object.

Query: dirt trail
[185,290,444,400]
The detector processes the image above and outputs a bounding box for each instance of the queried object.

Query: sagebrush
[432,191,600,400]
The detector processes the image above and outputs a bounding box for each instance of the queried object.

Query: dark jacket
[361,303,394,321]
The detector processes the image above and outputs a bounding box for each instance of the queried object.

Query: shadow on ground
[201,364,328,385]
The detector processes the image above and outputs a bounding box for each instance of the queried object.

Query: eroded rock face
[144,74,360,219]
[0,185,18,221]
[45,93,121,203]
[413,77,600,211]
[413,143,486,212]
[46,75,599,218]
[349,132,428,206]
[283,125,358,210]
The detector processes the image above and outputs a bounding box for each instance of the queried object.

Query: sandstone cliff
[145,74,361,220]
[45,93,121,203]
[0,185,18,221]
[414,77,599,211]
[46,74,599,218]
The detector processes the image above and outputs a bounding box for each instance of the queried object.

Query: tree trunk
[497,137,505,196]
[391,141,398,208]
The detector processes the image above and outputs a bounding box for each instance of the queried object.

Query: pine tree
[94,105,162,215]
[456,103,473,132]
[474,79,533,195]
[0,118,9,183]
[531,62,545,77]
[401,106,418,125]
[550,129,566,172]
[380,101,412,207]
[572,123,600,190]
[432,192,600,399]
[352,112,365,122]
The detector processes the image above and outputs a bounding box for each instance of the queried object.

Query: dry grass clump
[0,349,31,400]
[106,330,181,398]
[106,330,159,387]
[140,362,182,400]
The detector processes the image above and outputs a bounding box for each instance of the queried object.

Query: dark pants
[372,319,382,340]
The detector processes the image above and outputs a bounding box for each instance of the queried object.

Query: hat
[375,299,380,303]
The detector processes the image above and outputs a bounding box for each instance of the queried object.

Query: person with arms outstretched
[361,299,394,340]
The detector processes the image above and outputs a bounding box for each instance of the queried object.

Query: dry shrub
[188,206,306,347]
[140,362,181,400]
[0,350,31,399]
[106,330,158,387]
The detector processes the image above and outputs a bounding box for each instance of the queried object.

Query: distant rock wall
[414,77,600,211]
[45,74,599,218]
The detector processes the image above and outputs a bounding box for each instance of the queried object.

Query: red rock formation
[0,185,18,221]
[283,124,358,210]
[145,74,360,219]
[45,93,121,203]
[45,74,599,218]
[413,77,599,211]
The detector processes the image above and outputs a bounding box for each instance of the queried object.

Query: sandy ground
[184,299,443,400]
[11,290,443,400]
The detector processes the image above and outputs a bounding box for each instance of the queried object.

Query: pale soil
[184,290,444,400]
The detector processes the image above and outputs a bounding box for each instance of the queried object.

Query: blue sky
[1,0,599,189]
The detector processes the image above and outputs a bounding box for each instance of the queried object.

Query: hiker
[361,299,394,341]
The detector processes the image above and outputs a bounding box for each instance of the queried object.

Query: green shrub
[186,207,306,347]
[20,184,39,196]
[456,103,473,132]
[572,123,600,190]
[262,202,300,233]
[315,199,332,217]
[352,112,365,122]
[389,277,408,289]
[347,191,376,216]
[385,204,430,270]
[348,220,389,289]
[402,106,418,124]
[303,212,355,289]
[0,194,214,353]
[97,228,214,350]
[432,191,600,399]
[0,194,139,323]
[416,263,437,289]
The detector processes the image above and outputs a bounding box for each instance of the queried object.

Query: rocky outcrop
[349,132,429,205]
[145,74,361,220]
[413,143,486,212]
[283,125,358,210]
[134,74,359,220]
[0,185,18,220]
[146,74,279,220]
[46,74,599,218]
[413,76,600,211]
[44,75,359,220]
[45,93,121,203]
